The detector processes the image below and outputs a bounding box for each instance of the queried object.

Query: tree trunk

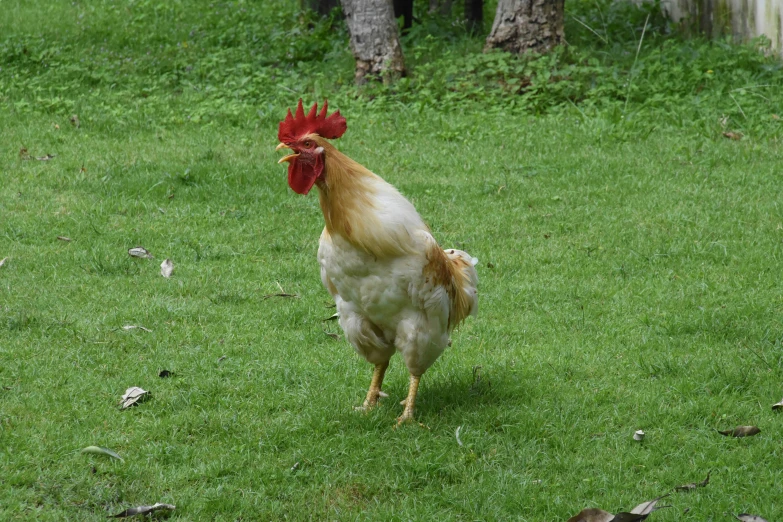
[341,0,405,84]
[464,0,484,34]
[301,0,340,17]
[484,0,565,55]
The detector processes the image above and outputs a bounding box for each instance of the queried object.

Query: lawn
[2,1,783,520]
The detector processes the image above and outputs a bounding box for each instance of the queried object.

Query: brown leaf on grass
[629,495,669,515]
[128,247,153,259]
[57,236,71,242]
[723,131,743,141]
[566,508,615,522]
[718,426,760,437]
[19,147,31,160]
[263,293,299,300]
[772,397,783,410]
[736,515,768,522]
[36,154,56,161]
[160,258,174,278]
[608,514,649,522]
[111,503,175,518]
[772,114,780,120]
[120,387,150,409]
[675,470,711,491]
[566,496,668,522]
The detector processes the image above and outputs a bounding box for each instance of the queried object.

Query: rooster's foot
[354,390,388,412]
[395,411,414,427]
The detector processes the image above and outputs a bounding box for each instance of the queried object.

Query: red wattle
[287,159,321,195]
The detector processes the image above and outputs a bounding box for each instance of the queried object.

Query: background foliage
[1,0,781,136]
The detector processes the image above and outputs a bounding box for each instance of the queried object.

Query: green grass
[2,0,783,520]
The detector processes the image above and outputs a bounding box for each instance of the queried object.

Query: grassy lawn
[2,1,783,520]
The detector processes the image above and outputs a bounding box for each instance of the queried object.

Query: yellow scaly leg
[357,361,389,411]
[396,373,421,426]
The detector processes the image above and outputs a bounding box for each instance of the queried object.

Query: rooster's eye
[303,140,313,148]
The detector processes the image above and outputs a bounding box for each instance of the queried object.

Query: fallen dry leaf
[81,446,124,462]
[566,508,615,522]
[35,154,56,161]
[324,331,341,340]
[120,387,150,409]
[111,503,175,518]
[122,325,151,332]
[263,293,299,300]
[736,515,768,522]
[772,114,780,120]
[567,496,668,522]
[160,258,174,278]
[19,147,30,160]
[0,257,7,268]
[128,247,153,259]
[629,495,669,515]
[723,131,743,141]
[675,470,711,491]
[57,236,71,242]
[718,426,760,438]
[772,397,783,410]
[607,514,649,522]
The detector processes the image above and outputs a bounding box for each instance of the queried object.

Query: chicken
[275,100,478,425]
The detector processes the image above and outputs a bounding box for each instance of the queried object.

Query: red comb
[278,99,347,143]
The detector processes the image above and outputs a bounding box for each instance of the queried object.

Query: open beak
[276,142,299,164]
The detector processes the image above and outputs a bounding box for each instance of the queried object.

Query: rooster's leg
[358,361,389,411]
[396,373,421,426]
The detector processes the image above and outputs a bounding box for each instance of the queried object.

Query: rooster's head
[276,99,347,195]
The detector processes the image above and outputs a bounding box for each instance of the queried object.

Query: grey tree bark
[484,0,565,55]
[341,0,406,84]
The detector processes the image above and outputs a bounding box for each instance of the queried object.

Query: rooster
[275,100,478,425]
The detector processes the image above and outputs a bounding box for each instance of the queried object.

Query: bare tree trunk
[301,0,340,17]
[484,0,565,55]
[341,0,406,84]
[464,0,483,34]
